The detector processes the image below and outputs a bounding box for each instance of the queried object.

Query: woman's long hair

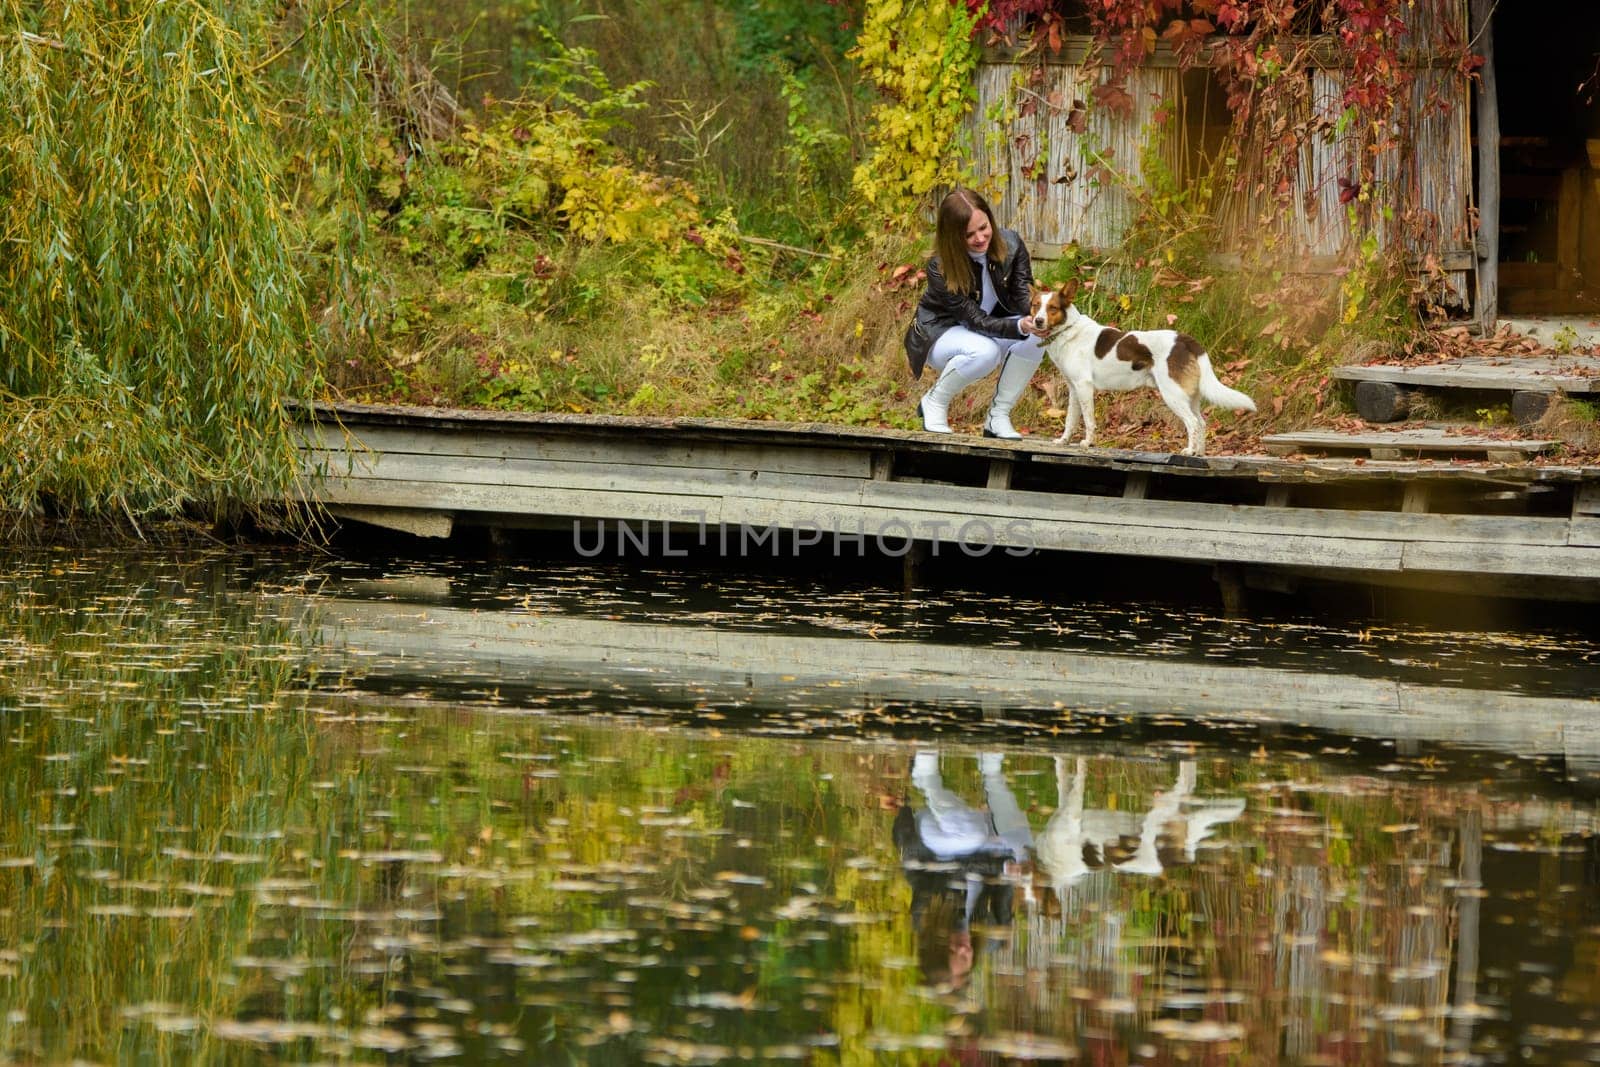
[934,187,1008,298]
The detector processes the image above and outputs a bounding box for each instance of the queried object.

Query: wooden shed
[967,0,1600,327]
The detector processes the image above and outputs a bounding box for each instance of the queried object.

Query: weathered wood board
[1262,428,1557,461]
[1333,356,1600,393]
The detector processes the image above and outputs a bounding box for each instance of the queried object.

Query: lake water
[3,545,1600,1064]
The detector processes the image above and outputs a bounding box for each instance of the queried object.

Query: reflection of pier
[301,596,1600,775]
[295,402,1600,602]
[296,591,1600,1059]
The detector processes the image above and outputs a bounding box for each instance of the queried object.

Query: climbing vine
[848,0,983,220]
[965,0,1426,120]
[848,0,1483,232]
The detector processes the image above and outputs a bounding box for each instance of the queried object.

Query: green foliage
[342,34,766,411]
[1550,324,1581,355]
[1568,399,1600,423]
[0,0,392,529]
[848,0,982,219]
[778,64,852,221]
[378,38,717,253]
[465,0,868,250]
[723,0,863,77]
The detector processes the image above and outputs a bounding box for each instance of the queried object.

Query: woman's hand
[1018,316,1047,338]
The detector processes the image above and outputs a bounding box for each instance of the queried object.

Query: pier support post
[903,541,929,593]
[1511,390,1551,427]
[1353,380,1411,423]
[1213,564,1247,617]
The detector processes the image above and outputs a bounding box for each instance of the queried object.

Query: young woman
[902,188,1051,437]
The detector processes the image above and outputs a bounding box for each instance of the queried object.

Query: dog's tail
[1197,355,1256,412]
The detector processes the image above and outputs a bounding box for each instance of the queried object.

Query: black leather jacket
[903,227,1034,378]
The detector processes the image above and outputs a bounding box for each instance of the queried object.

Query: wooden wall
[969,43,1181,256]
[969,0,1474,307]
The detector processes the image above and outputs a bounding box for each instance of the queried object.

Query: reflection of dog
[1029,280,1256,456]
[1033,758,1245,904]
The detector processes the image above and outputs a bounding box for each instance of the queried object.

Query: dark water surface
[3,546,1600,1065]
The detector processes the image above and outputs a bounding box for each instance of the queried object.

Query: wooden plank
[1570,518,1600,548]
[861,481,1576,548]
[1332,356,1600,393]
[1576,484,1600,517]
[308,400,970,460]
[1288,561,1600,603]
[986,459,1014,491]
[299,448,871,498]
[1559,169,1582,283]
[302,447,1583,548]
[320,476,1414,571]
[1398,538,1600,579]
[1401,64,1474,309]
[325,505,453,539]
[300,422,877,479]
[302,467,1600,578]
[335,446,1569,544]
[1573,485,1600,547]
[1252,458,1585,483]
[313,477,728,528]
[1261,429,1557,457]
[1026,448,1220,474]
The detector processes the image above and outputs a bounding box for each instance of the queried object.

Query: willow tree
[0,1,387,531]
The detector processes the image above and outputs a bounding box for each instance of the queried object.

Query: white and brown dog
[1029,279,1255,456]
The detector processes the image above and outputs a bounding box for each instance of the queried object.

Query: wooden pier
[296,401,1600,602]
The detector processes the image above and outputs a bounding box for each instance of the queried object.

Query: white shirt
[971,251,999,314]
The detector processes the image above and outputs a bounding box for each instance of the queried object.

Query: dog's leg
[1187,395,1208,456]
[1155,376,1205,456]
[1074,380,1097,447]
[1057,388,1081,444]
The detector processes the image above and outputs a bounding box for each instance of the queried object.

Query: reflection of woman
[903,188,1052,438]
[894,752,1032,990]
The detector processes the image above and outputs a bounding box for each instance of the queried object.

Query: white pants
[927,324,1048,382]
[911,751,1033,862]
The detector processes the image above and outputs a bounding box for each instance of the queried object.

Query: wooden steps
[1261,428,1559,462]
[1334,355,1600,424]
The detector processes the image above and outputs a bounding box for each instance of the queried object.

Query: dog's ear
[1058,279,1079,305]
